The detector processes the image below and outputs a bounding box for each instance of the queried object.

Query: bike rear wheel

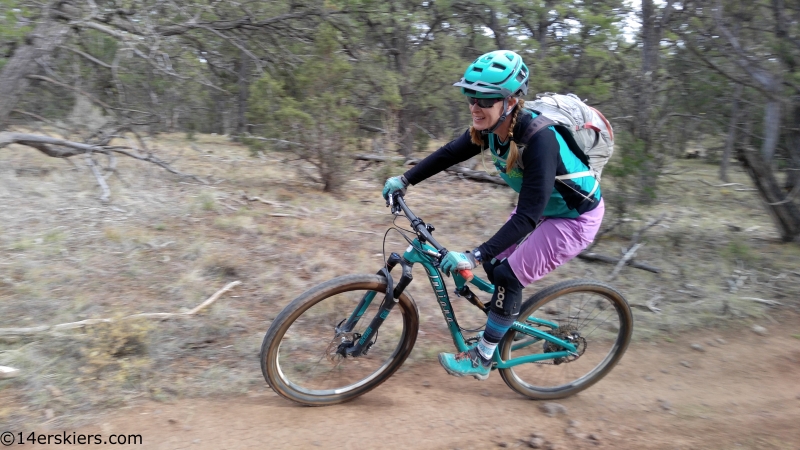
[499,279,633,400]
[260,274,419,406]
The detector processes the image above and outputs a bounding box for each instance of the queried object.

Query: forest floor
[24,319,800,450]
[1,131,799,448]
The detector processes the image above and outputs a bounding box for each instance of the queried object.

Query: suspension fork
[340,253,414,357]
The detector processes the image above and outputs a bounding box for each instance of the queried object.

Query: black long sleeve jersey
[403,113,600,261]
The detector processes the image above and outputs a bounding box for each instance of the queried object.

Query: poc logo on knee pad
[495,286,505,309]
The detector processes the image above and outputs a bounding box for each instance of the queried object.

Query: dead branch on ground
[0,366,20,379]
[577,252,661,273]
[699,180,745,188]
[630,295,663,313]
[239,191,309,218]
[741,297,783,307]
[578,214,666,277]
[0,281,241,338]
[607,243,643,281]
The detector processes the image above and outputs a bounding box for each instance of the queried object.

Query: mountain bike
[260,192,633,406]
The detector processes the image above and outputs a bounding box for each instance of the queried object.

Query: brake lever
[388,192,402,215]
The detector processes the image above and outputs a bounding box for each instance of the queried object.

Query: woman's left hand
[440,251,477,276]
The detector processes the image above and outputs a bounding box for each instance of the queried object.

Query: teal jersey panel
[488,111,601,218]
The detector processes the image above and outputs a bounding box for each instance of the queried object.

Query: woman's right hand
[382,175,409,200]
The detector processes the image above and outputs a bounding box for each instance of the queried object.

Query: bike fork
[340,252,413,357]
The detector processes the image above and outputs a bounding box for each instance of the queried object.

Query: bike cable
[381,216,436,271]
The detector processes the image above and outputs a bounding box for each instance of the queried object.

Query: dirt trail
[31,321,800,450]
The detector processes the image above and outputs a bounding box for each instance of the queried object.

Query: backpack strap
[520,115,592,168]
[523,115,599,202]
[519,115,557,144]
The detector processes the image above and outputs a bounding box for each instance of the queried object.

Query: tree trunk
[787,96,800,193]
[637,0,660,203]
[398,85,415,157]
[761,98,781,161]
[236,49,249,135]
[0,20,69,129]
[487,7,507,49]
[720,83,743,182]
[737,146,800,242]
[537,1,555,56]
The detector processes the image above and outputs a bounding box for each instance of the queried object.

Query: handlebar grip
[458,269,474,282]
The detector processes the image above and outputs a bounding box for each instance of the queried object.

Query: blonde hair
[469,99,526,170]
[505,98,525,170]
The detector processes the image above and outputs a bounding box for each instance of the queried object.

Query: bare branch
[27,75,116,115]
[10,109,72,133]
[0,281,242,337]
[84,153,111,203]
[712,2,781,94]
[682,34,773,96]
[197,25,263,73]
[60,46,112,68]
[608,243,643,281]
[576,252,661,273]
[0,132,206,184]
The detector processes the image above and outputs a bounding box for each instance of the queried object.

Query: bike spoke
[273,287,407,396]
[504,287,625,392]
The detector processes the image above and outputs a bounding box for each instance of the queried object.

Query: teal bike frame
[341,193,579,369]
[400,238,576,369]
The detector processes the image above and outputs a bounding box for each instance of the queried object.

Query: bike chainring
[540,325,587,365]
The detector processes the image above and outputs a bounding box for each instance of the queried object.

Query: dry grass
[1,129,799,427]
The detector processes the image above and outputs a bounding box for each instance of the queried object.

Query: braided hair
[505,98,525,170]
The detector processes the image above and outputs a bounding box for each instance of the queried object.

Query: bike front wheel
[260,274,419,406]
[499,279,633,400]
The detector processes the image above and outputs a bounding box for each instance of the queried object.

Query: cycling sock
[476,310,518,361]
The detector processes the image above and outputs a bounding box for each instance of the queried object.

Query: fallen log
[577,252,661,274]
[354,153,505,186]
[0,281,241,338]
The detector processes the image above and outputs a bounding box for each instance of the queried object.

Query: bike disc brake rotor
[324,332,358,363]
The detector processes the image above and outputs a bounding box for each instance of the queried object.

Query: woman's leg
[439,200,605,380]
[475,259,523,362]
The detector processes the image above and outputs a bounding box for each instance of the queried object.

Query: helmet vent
[516,72,525,82]
[491,63,506,70]
[472,67,483,73]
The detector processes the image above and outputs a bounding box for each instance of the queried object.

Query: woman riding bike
[382,50,605,380]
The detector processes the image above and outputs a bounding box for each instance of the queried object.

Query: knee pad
[489,261,523,316]
[482,259,500,284]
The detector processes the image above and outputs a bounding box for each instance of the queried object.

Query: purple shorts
[493,199,605,286]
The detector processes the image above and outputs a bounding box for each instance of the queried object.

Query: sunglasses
[467,97,503,109]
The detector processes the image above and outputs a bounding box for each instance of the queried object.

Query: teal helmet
[453,50,529,99]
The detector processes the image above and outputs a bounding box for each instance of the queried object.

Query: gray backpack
[526,93,615,180]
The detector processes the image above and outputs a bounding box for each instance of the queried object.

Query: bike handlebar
[389,192,474,281]
[390,192,444,251]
